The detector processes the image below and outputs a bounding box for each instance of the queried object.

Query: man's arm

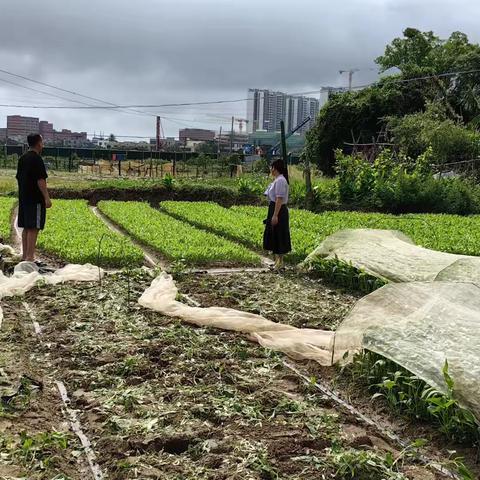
[37,178,52,208]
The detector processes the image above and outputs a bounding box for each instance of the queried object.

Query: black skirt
[263,202,292,255]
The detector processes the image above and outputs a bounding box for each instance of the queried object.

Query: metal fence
[0,145,258,178]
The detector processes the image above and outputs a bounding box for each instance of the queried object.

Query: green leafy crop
[38,199,144,267]
[98,201,260,266]
[0,197,16,241]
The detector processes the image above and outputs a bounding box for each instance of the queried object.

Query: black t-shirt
[16,151,48,204]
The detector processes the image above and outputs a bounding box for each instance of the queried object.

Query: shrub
[387,105,480,162]
[252,157,269,174]
[336,148,480,214]
[237,177,264,196]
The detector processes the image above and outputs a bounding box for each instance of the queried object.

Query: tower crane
[235,118,249,133]
[339,68,360,91]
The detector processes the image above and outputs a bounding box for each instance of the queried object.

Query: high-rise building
[7,115,39,138]
[319,86,348,107]
[247,89,319,134]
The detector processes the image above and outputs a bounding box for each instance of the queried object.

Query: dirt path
[0,270,460,479]
[90,205,163,269]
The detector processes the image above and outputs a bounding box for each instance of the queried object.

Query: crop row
[232,206,480,257]
[98,201,260,266]
[38,200,144,267]
[0,197,16,242]
[161,201,319,262]
[160,202,480,261]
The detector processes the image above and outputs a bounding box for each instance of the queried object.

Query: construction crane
[339,68,360,91]
[235,118,249,133]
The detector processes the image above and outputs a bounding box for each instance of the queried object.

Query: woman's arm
[271,196,283,226]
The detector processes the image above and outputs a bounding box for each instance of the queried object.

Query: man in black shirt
[16,134,52,262]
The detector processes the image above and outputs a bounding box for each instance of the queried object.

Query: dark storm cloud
[0,0,479,136]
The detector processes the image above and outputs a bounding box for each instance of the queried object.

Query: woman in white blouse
[263,159,292,270]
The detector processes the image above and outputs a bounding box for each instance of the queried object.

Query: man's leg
[24,229,39,262]
[21,229,27,261]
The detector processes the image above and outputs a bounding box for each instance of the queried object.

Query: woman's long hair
[271,159,289,184]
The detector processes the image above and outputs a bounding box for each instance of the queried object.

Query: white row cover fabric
[303,229,480,284]
[139,230,480,419]
[0,247,103,325]
[138,272,335,365]
[333,281,480,417]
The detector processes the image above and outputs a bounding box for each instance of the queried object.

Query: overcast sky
[0,0,479,139]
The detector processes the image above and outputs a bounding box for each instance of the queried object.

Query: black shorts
[18,201,46,230]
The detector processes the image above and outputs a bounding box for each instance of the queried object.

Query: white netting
[0,245,103,325]
[303,229,480,283]
[139,230,480,418]
[138,272,335,365]
[333,281,480,417]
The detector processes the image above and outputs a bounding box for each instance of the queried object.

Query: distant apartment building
[7,115,40,139]
[247,89,320,134]
[0,128,7,142]
[39,120,54,138]
[4,115,87,146]
[179,128,215,144]
[51,129,88,147]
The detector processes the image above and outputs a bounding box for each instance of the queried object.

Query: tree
[196,140,218,155]
[305,29,480,174]
[109,133,116,142]
[376,29,480,123]
[305,79,426,174]
[375,28,441,75]
[387,103,480,162]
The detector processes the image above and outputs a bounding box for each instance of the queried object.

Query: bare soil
[177,270,360,330]
[0,269,469,479]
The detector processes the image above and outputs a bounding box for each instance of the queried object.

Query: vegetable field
[232,206,480,257]
[161,200,264,249]
[38,199,144,267]
[0,270,461,479]
[98,201,260,266]
[1,196,479,479]
[0,197,16,241]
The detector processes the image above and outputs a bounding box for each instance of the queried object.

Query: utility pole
[280,121,288,166]
[156,116,161,151]
[230,116,234,154]
[339,68,360,91]
[217,126,222,162]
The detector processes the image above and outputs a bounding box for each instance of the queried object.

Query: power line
[1,68,479,112]
[0,98,249,109]
[0,68,143,109]
[0,70,155,118]
[0,76,100,108]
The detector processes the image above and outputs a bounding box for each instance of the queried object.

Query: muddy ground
[0,269,472,479]
[177,271,360,330]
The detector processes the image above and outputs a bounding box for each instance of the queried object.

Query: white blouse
[264,174,289,204]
